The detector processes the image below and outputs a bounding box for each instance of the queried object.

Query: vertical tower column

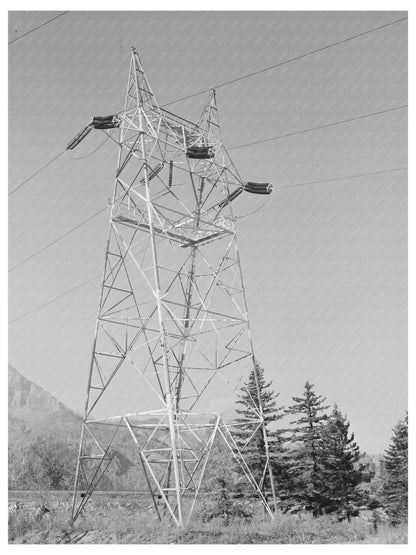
[138,107,184,527]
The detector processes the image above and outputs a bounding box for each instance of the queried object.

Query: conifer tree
[382,413,408,524]
[318,405,371,520]
[234,362,285,496]
[285,381,329,514]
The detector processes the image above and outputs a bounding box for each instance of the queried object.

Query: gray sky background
[8,11,407,453]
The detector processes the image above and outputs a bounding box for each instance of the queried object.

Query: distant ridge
[8,364,136,474]
[8,363,82,445]
[8,364,172,485]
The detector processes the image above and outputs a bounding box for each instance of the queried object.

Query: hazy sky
[9,11,407,453]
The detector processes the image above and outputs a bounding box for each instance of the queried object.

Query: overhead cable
[228,105,407,150]
[9,207,108,273]
[8,150,65,196]
[8,165,407,325]
[8,11,70,45]
[161,17,408,107]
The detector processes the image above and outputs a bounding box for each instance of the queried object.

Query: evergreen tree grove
[382,413,408,524]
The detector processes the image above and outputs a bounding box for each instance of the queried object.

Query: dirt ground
[8,493,408,545]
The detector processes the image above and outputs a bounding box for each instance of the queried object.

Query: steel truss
[72,47,277,528]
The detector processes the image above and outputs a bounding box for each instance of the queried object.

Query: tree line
[230,363,408,524]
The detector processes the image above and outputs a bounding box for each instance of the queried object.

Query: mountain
[8,364,166,489]
[8,364,138,468]
[8,364,82,446]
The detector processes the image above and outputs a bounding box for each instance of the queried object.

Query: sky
[8,11,407,453]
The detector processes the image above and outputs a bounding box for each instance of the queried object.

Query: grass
[8,500,408,544]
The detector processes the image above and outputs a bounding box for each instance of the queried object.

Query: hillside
[8,364,82,447]
[8,364,137,488]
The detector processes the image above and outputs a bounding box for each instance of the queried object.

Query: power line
[161,16,408,107]
[228,104,407,150]
[8,17,407,197]
[7,17,408,324]
[9,207,108,273]
[8,150,65,196]
[277,166,407,191]
[8,275,101,325]
[10,102,405,199]
[8,165,407,325]
[234,166,407,216]
[8,104,407,271]
[70,134,112,160]
[235,196,272,219]
[8,11,70,45]
[10,132,115,197]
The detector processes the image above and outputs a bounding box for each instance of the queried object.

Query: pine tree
[285,381,329,514]
[234,362,285,497]
[382,413,408,524]
[318,405,371,520]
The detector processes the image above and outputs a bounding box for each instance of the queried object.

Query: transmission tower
[70,47,276,528]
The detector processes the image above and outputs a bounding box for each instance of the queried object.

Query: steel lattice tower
[71,48,277,528]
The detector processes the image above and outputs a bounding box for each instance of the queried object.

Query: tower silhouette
[71,48,276,528]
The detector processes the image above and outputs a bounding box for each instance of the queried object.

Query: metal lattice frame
[72,48,277,528]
